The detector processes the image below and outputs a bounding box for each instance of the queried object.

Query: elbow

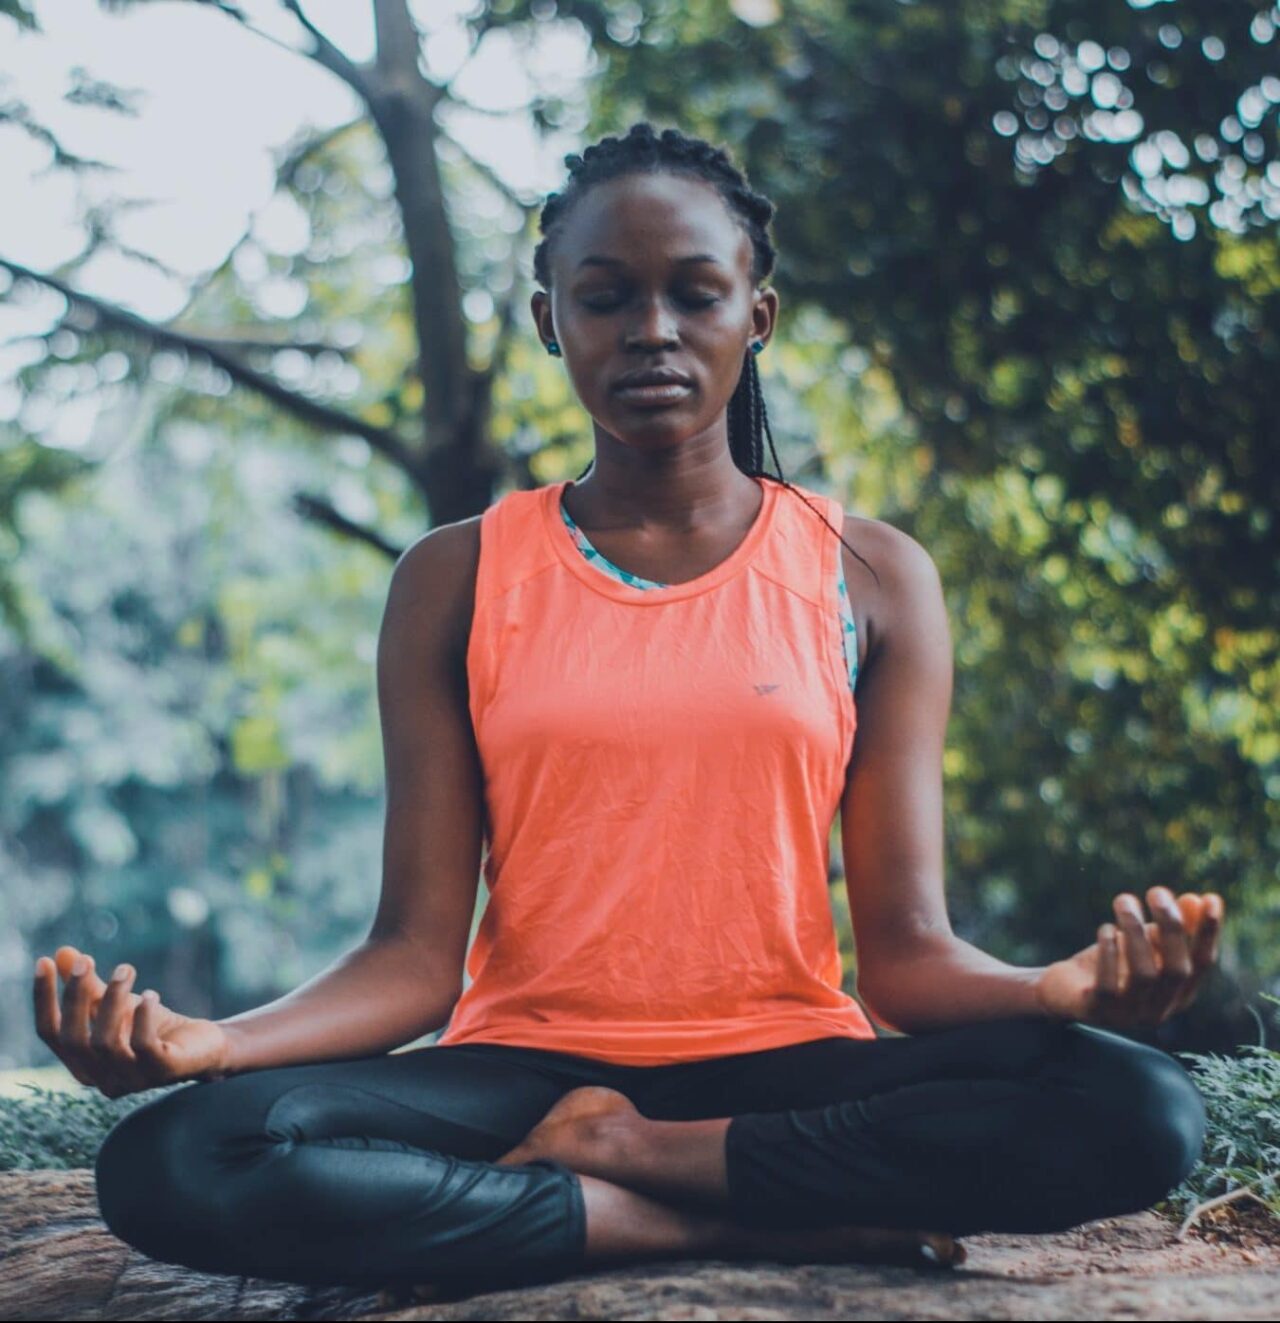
[420,981,462,1034]
[853,962,904,1031]
[853,930,960,1035]
[854,953,945,1036]
[855,984,913,1035]
[852,949,899,1024]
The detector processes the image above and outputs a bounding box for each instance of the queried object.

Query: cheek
[557,330,607,384]
[696,307,753,364]
[700,332,752,391]
[564,354,611,407]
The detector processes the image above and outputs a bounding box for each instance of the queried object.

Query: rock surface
[3,1169,1278,1321]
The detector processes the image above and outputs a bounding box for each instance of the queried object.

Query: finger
[90,965,141,1095]
[1177,893,1206,937]
[1173,893,1225,1014]
[53,945,82,980]
[130,990,169,1082]
[1145,886,1194,1021]
[58,953,99,1068]
[32,956,95,1086]
[1113,894,1160,1019]
[1192,894,1224,968]
[49,954,105,1088]
[54,946,111,1001]
[33,956,62,1043]
[1094,924,1123,1024]
[90,965,138,1054]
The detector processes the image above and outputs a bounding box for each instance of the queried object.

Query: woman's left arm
[838,518,1223,1035]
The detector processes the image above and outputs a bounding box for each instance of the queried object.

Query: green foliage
[0,1081,181,1172]
[1164,994,1280,1222]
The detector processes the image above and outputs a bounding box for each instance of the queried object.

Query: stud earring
[749,339,764,355]
[546,340,561,356]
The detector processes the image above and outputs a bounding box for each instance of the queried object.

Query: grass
[0,1069,181,1172]
[1161,993,1280,1235]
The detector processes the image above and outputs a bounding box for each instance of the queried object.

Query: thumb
[130,990,170,1074]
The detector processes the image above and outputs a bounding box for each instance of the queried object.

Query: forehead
[555,171,751,275]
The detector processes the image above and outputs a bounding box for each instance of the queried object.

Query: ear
[530,291,555,348]
[750,285,779,350]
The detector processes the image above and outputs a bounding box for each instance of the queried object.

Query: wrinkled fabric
[94,1042,589,1290]
[436,476,872,1065]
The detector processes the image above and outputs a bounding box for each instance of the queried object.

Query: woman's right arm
[214,518,487,1075]
[215,517,487,1073]
[33,518,488,1090]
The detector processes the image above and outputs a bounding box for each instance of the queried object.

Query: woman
[34,123,1221,1297]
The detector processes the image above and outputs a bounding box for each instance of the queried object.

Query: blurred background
[2,0,1278,1091]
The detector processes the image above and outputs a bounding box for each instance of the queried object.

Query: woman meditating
[34,123,1221,1296]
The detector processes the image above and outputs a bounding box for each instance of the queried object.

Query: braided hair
[533,121,877,584]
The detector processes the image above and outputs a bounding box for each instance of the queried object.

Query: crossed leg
[93,1016,1206,1292]
[497,1016,1207,1252]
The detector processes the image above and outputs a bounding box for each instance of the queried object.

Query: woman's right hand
[33,946,233,1098]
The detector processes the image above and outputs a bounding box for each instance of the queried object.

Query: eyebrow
[575,254,725,270]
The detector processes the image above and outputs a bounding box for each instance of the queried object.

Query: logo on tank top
[753,683,781,695]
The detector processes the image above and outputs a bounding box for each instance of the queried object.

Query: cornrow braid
[534,121,877,585]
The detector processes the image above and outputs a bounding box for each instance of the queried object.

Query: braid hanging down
[531,121,877,584]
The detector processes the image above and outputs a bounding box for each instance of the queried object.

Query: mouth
[613,381,695,407]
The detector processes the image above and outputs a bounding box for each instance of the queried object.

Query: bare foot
[495,1088,965,1272]
[495,1085,640,1170]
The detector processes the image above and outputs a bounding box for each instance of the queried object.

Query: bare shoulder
[372,513,489,972]
[385,514,484,661]
[837,512,946,667]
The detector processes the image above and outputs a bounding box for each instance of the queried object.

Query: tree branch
[435,118,542,212]
[169,330,358,359]
[89,1,374,105]
[0,256,416,470]
[1176,1184,1276,1241]
[275,117,364,190]
[290,491,402,560]
[372,0,425,88]
[280,0,373,101]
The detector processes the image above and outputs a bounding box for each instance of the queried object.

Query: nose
[624,296,679,350]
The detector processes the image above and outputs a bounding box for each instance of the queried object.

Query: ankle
[580,1174,736,1262]
[582,1104,654,1177]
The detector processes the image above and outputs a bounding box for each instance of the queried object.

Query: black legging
[93,1015,1206,1293]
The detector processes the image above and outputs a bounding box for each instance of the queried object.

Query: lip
[614,382,694,408]
[613,367,694,390]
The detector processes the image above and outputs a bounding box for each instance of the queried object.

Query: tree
[1,0,588,589]
[0,0,600,1065]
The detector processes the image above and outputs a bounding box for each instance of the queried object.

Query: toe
[920,1233,965,1268]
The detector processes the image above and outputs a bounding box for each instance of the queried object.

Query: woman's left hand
[1033,887,1224,1029]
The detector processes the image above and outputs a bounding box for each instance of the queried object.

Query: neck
[573,430,760,533]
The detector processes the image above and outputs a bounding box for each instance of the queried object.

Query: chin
[599,408,707,446]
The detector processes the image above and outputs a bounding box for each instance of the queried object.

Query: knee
[94,1086,218,1259]
[1065,1027,1207,1210]
[1124,1052,1206,1201]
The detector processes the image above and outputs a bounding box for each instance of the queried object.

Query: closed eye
[580,292,722,312]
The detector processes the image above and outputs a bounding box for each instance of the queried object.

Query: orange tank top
[435,475,874,1065]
